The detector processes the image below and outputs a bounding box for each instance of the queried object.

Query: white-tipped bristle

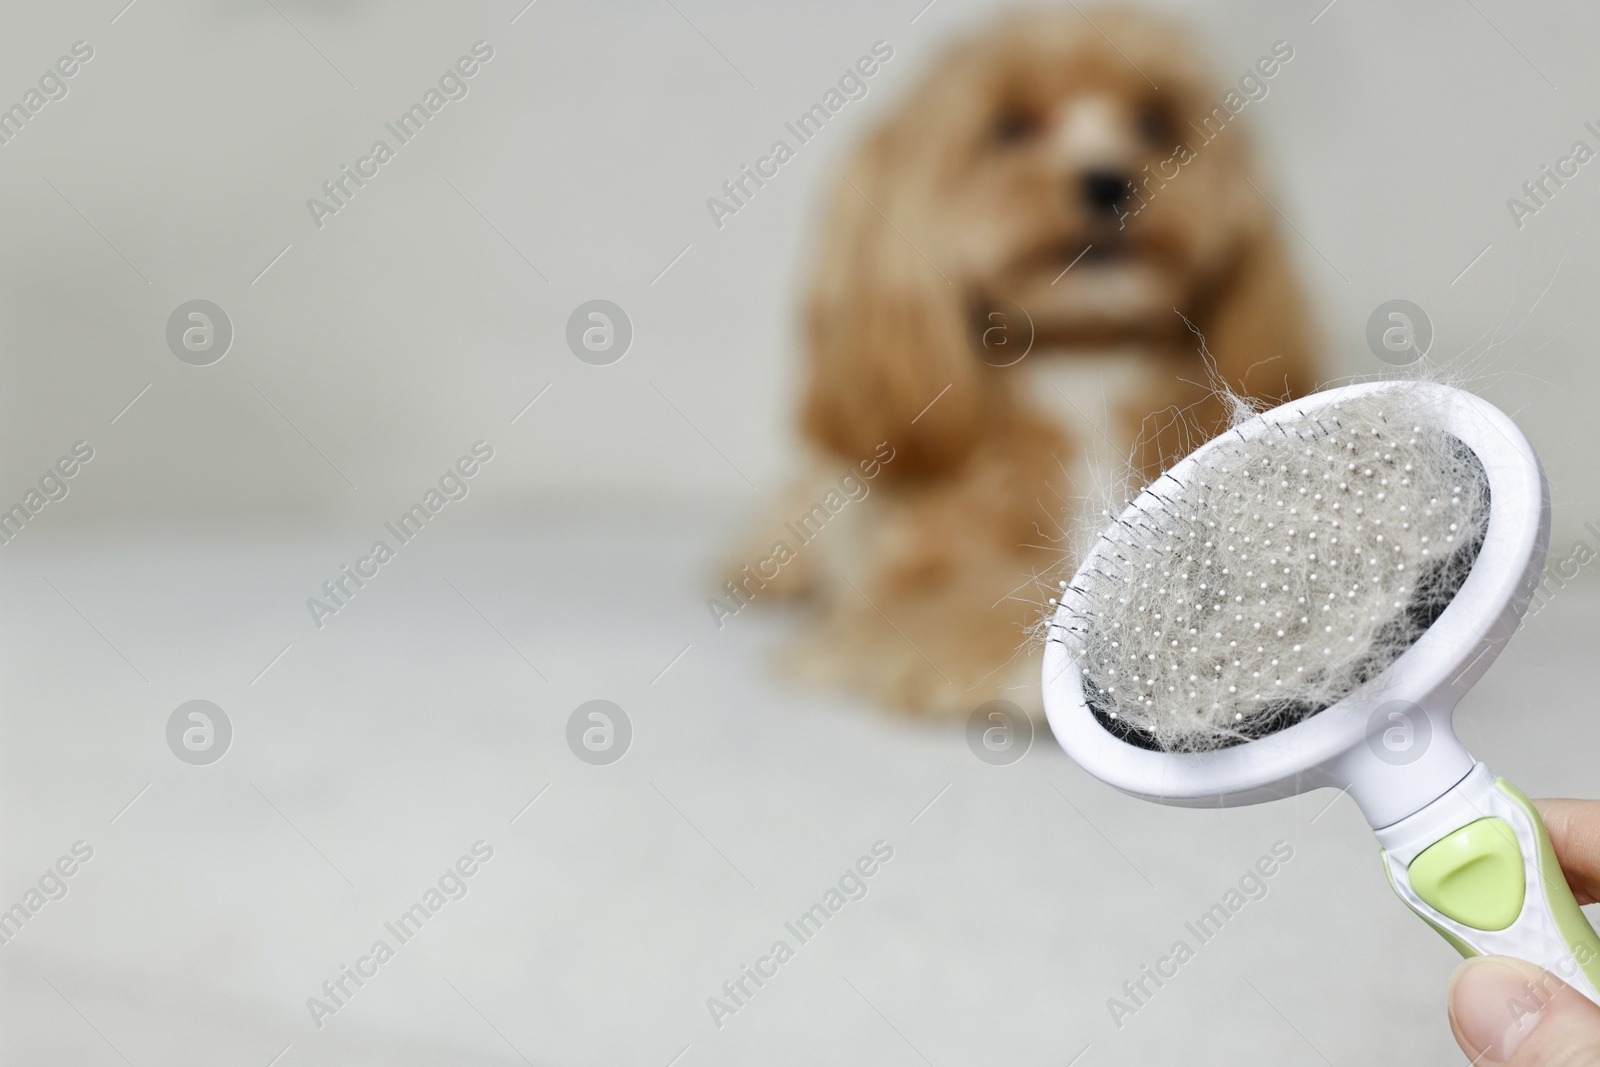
[1058,390,1490,753]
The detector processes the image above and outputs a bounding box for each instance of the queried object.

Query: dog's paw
[780,593,1044,718]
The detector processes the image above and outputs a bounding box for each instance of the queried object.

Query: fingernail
[1450,958,1551,1062]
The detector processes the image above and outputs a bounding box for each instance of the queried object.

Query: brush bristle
[1058,390,1491,753]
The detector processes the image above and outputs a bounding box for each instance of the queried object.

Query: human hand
[1448,799,1600,1064]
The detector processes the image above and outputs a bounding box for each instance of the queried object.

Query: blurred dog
[735,8,1318,716]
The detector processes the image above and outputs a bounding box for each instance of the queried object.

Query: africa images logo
[306,442,494,629]
[306,41,495,230]
[708,442,895,628]
[1365,299,1432,366]
[704,41,894,230]
[705,841,894,1029]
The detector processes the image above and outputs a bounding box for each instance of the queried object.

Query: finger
[1449,956,1600,1065]
[1535,799,1600,906]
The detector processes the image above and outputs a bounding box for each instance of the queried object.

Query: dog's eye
[991,108,1038,147]
[1136,104,1172,148]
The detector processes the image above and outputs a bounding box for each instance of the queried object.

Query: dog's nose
[1081,170,1133,214]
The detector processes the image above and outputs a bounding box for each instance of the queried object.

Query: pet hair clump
[1057,389,1490,753]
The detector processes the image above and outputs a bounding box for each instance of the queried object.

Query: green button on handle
[1380,772,1600,1002]
[1407,817,1526,931]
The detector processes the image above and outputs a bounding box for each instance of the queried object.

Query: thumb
[1449,956,1600,1065]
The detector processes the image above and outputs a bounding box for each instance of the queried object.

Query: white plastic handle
[1376,764,1600,1003]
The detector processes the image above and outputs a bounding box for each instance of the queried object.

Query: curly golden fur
[739,7,1319,716]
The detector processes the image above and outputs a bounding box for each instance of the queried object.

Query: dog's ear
[1197,216,1319,414]
[800,130,990,479]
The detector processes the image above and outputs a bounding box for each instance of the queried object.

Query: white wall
[3,0,1598,551]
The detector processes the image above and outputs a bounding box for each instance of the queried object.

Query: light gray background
[2,1,1598,1065]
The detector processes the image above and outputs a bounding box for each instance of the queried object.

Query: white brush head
[1043,382,1549,827]
[1065,388,1489,752]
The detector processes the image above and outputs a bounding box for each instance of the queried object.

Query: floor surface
[1,515,1596,1066]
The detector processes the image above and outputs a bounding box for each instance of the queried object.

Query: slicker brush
[1043,380,1600,1007]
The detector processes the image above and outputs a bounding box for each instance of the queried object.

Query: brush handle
[1375,764,1600,1003]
